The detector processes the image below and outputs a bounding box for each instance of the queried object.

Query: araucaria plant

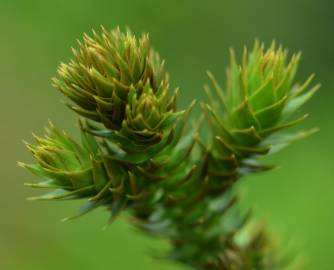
[19,27,319,270]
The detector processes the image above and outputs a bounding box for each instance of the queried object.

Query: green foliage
[19,28,318,270]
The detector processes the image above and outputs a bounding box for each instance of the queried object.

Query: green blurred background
[1,0,333,269]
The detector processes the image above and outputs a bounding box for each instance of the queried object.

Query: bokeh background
[1,0,333,269]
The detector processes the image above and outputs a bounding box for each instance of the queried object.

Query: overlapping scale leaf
[19,123,102,199]
[53,27,168,130]
[205,41,319,173]
[19,122,142,219]
[121,81,182,144]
